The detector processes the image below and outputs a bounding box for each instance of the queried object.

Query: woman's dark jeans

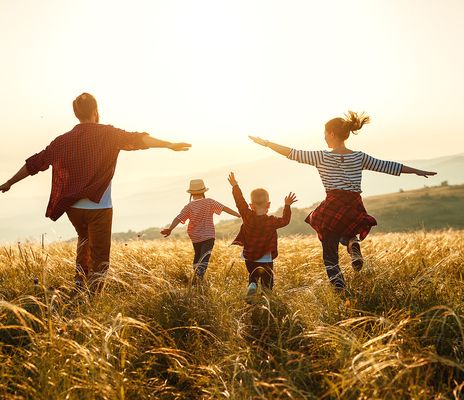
[321,233,353,290]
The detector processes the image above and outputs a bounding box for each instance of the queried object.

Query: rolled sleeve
[111,126,151,151]
[25,148,52,175]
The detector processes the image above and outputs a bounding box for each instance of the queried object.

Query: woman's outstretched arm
[401,165,437,178]
[249,136,292,157]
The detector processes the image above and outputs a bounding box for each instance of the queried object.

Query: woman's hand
[248,136,268,147]
[284,192,298,206]
[248,136,292,157]
[401,165,437,178]
[416,170,437,178]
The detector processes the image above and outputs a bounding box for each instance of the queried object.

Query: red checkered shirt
[231,185,291,261]
[308,189,377,241]
[25,123,150,221]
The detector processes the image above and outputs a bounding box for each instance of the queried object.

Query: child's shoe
[246,282,257,296]
[348,238,363,271]
[245,282,257,303]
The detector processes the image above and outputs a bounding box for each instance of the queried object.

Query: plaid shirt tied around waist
[231,185,291,261]
[25,123,150,221]
[308,189,377,241]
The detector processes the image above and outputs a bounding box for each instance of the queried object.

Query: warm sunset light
[1,0,463,243]
[1,2,464,398]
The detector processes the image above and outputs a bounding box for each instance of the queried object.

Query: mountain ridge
[112,182,464,242]
[1,152,463,243]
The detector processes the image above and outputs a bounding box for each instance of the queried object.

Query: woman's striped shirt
[288,149,403,193]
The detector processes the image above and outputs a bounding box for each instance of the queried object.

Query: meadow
[0,231,463,399]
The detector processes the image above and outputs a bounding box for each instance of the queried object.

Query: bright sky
[1,0,464,188]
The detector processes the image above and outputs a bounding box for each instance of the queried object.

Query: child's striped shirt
[176,198,225,243]
[288,149,403,192]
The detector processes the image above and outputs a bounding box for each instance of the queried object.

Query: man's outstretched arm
[0,164,30,193]
[142,136,191,151]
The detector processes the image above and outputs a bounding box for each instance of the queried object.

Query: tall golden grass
[0,231,463,399]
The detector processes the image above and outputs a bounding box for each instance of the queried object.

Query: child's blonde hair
[250,188,269,206]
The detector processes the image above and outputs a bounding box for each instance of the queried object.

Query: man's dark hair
[73,93,98,121]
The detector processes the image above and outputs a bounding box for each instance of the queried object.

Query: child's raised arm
[249,136,292,157]
[272,192,298,229]
[228,172,252,220]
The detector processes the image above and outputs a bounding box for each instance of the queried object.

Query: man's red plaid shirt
[25,123,150,221]
[231,185,291,261]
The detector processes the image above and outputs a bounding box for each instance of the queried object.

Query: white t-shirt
[241,251,273,263]
[71,183,112,209]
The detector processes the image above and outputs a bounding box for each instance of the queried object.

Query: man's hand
[248,136,268,147]
[228,172,238,187]
[168,142,192,152]
[0,182,11,193]
[284,192,298,206]
[160,228,171,238]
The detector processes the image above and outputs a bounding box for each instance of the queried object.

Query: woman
[249,111,436,291]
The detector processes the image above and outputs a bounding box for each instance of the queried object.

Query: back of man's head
[250,188,269,207]
[73,93,98,121]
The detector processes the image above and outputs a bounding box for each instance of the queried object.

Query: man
[0,93,191,292]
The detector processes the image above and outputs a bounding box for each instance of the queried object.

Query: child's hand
[284,192,298,206]
[249,136,268,147]
[160,228,171,238]
[228,172,238,187]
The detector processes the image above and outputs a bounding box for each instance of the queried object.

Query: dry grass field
[0,231,463,399]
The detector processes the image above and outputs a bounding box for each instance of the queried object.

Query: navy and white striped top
[288,149,403,193]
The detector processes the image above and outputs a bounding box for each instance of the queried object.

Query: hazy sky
[1,0,464,187]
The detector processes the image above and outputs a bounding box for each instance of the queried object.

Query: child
[249,111,436,291]
[227,172,297,299]
[161,179,240,280]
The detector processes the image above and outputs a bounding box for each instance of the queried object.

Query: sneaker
[75,277,85,290]
[348,238,363,271]
[246,282,257,298]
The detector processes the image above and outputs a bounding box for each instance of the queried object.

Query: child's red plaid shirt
[231,185,291,260]
[25,123,150,221]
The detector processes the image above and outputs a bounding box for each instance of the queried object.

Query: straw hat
[187,179,209,194]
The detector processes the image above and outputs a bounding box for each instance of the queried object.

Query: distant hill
[112,183,464,241]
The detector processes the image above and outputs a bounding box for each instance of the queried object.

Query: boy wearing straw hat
[161,179,240,280]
